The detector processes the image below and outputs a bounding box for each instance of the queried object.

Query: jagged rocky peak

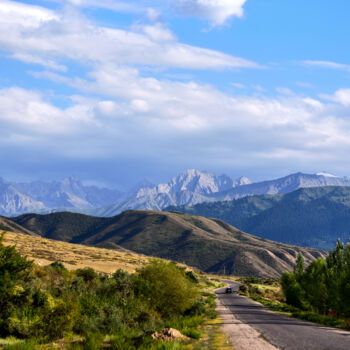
[165,169,234,195]
[233,176,252,187]
[133,169,251,198]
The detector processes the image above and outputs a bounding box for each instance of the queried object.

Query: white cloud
[303,60,350,72]
[0,87,95,138]
[0,0,56,29]
[231,82,246,89]
[321,89,350,106]
[10,53,67,71]
[0,0,258,71]
[174,0,247,26]
[60,0,142,13]
[276,87,294,96]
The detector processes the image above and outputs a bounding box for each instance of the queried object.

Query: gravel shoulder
[215,295,278,350]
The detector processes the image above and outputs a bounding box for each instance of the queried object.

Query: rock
[151,328,191,342]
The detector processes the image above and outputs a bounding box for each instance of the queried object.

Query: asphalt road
[217,282,350,350]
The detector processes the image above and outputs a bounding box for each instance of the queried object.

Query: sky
[1,0,350,189]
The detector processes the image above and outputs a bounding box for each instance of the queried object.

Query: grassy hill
[10,210,324,277]
[165,186,350,250]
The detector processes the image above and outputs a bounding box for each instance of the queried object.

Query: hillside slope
[11,210,324,277]
[0,216,37,236]
[166,186,350,250]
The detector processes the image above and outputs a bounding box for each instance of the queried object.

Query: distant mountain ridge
[97,171,350,217]
[1,170,350,216]
[166,186,350,250]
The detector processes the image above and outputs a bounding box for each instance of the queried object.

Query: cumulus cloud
[174,0,247,26]
[4,66,350,165]
[0,0,258,70]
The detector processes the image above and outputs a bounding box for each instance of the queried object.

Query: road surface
[216,281,350,350]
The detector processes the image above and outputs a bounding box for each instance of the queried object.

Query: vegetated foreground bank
[238,239,350,329]
[9,210,324,277]
[0,232,219,349]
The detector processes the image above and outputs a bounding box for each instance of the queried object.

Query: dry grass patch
[1,230,151,274]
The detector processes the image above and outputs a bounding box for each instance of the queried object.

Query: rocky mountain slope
[10,210,324,277]
[214,172,350,201]
[166,186,350,250]
[1,170,350,217]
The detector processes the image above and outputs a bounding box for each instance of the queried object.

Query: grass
[191,318,232,350]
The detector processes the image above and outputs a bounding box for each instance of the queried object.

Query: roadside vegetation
[0,232,220,349]
[239,240,350,329]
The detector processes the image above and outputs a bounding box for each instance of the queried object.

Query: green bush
[76,268,98,282]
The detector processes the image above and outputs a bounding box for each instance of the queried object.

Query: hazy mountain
[11,210,324,277]
[125,179,155,199]
[15,177,124,208]
[0,177,124,216]
[0,178,46,216]
[166,186,350,250]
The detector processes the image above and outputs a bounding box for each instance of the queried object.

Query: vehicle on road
[225,287,233,293]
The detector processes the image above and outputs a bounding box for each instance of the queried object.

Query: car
[225,287,233,293]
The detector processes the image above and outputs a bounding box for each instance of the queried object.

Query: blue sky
[1,0,350,189]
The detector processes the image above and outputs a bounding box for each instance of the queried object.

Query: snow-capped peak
[316,172,339,178]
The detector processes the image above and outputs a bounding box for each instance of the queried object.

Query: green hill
[165,186,350,250]
[11,210,323,277]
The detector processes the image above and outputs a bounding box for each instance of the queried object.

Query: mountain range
[3,210,324,277]
[1,170,350,217]
[166,186,350,250]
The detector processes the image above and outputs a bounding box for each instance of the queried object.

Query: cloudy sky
[1,0,350,188]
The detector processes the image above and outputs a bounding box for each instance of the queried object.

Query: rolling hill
[10,210,324,277]
[165,186,350,250]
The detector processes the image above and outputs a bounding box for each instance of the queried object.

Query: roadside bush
[137,260,199,317]
[282,240,350,324]
[281,272,303,309]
